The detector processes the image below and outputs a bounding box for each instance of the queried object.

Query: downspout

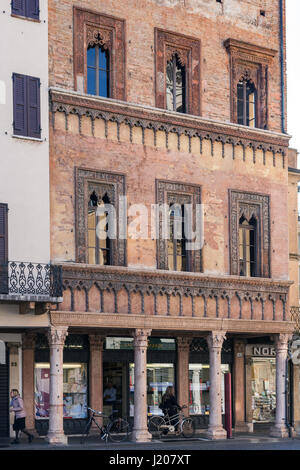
[279,0,286,134]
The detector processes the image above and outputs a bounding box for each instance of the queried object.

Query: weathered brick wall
[48,0,286,133]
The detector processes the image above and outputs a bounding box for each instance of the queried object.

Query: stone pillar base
[131,429,152,443]
[206,426,227,440]
[45,433,68,446]
[269,424,289,438]
[234,421,253,433]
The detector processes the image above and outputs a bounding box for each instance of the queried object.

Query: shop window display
[188,364,230,415]
[35,363,88,419]
[251,358,276,422]
[129,363,175,417]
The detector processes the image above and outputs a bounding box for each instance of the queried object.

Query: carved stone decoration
[274,333,292,352]
[156,179,202,272]
[224,38,277,130]
[74,7,126,99]
[133,329,152,349]
[155,28,201,115]
[177,337,192,353]
[229,189,270,278]
[75,167,126,266]
[207,331,227,350]
[47,326,68,346]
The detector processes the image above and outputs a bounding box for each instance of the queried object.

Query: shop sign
[246,345,276,357]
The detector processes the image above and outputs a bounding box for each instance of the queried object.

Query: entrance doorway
[251,358,276,422]
[103,362,128,418]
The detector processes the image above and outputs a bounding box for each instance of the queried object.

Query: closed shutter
[11,0,26,16]
[26,0,39,20]
[0,204,8,295]
[13,74,27,137]
[27,76,41,138]
[0,347,9,438]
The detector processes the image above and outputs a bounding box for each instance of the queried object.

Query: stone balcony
[51,263,294,335]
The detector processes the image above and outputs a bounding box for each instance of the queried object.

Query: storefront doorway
[251,357,276,423]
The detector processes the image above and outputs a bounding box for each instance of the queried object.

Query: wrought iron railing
[290,306,300,333]
[0,262,62,299]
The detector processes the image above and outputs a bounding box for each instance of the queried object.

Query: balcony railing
[0,262,62,301]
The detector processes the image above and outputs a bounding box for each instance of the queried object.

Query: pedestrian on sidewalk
[10,389,34,444]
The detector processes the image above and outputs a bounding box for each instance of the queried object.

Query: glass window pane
[166,60,174,111]
[99,48,108,70]
[88,247,96,264]
[99,70,108,97]
[88,210,96,229]
[87,67,96,95]
[175,62,185,113]
[87,46,96,67]
[88,228,96,248]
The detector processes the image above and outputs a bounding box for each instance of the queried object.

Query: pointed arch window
[88,191,111,265]
[87,44,110,97]
[166,54,186,113]
[239,215,258,277]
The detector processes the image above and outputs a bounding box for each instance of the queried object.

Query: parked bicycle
[148,405,195,438]
[81,407,131,443]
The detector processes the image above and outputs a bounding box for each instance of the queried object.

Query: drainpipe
[279,0,286,134]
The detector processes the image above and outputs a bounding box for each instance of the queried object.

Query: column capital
[274,333,293,352]
[22,332,36,350]
[234,339,246,354]
[177,337,192,353]
[133,328,152,348]
[207,331,226,350]
[89,335,105,351]
[47,326,68,346]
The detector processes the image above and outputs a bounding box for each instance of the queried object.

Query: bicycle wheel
[108,418,131,442]
[180,418,195,438]
[148,416,164,438]
[80,419,92,444]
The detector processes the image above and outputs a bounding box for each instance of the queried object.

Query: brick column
[233,340,250,432]
[270,334,292,438]
[89,335,104,426]
[132,328,152,442]
[22,332,36,433]
[46,326,68,445]
[245,356,254,432]
[206,331,227,440]
[176,337,191,416]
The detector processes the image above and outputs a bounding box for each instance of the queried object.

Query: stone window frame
[154,28,201,116]
[75,167,127,266]
[156,179,202,272]
[229,189,271,278]
[224,38,277,130]
[73,7,126,100]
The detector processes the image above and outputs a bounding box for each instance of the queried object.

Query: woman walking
[10,389,34,444]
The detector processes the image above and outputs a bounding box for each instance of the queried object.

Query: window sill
[12,134,44,142]
[11,14,41,23]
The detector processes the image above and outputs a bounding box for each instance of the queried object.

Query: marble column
[131,328,152,442]
[270,333,292,438]
[177,337,191,416]
[46,326,68,445]
[206,331,227,440]
[22,332,36,433]
[233,340,251,432]
[89,335,105,428]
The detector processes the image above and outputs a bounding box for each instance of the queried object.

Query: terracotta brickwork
[48,0,286,133]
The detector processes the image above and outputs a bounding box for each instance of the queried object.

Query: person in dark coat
[160,386,182,431]
[10,389,34,444]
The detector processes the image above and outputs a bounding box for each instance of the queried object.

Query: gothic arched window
[166,54,186,113]
[88,192,111,265]
[239,215,257,277]
[87,45,109,97]
[237,79,256,128]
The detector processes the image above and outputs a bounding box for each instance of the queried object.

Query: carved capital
[274,333,292,352]
[47,326,68,347]
[234,340,246,355]
[133,328,152,349]
[207,331,226,350]
[89,334,105,351]
[177,337,192,353]
[22,332,36,350]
